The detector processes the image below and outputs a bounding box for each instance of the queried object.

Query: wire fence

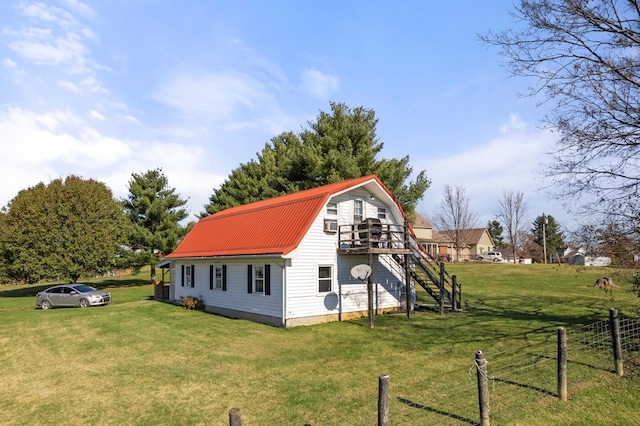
[389,309,640,425]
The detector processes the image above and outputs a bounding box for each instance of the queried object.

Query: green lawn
[0,264,638,425]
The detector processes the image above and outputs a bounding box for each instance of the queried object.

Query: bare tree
[481,1,640,227]
[431,185,479,261]
[496,190,529,262]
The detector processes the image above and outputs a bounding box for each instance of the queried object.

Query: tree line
[0,103,429,284]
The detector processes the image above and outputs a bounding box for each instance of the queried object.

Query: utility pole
[542,213,548,264]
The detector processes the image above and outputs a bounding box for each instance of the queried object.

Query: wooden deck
[336,220,411,255]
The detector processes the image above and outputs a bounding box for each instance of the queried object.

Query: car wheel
[40,300,52,310]
[477,256,483,261]
[79,299,90,308]
[493,258,500,262]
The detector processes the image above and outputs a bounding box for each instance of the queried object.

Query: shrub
[180,296,205,311]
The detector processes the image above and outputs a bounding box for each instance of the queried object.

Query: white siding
[173,258,284,320]
[284,188,406,321]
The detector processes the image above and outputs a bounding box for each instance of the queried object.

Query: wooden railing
[338,220,407,250]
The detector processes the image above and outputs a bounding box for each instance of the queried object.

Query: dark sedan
[36,285,111,310]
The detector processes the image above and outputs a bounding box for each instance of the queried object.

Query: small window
[185,265,193,287]
[354,199,363,223]
[326,202,338,215]
[377,207,387,220]
[318,266,332,293]
[254,265,264,294]
[214,266,223,290]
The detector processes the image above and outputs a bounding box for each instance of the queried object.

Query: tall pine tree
[203,103,430,218]
[532,214,565,262]
[124,168,189,282]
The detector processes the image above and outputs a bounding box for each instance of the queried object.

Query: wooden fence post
[378,374,390,426]
[229,407,242,426]
[609,308,624,376]
[557,327,567,401]
[452,275,458,311]
[439,262,445,315]
[475,350,490,426]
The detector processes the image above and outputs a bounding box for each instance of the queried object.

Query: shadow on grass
[492,377,557,397]
[0,278,151,298]
[397,397,479,425]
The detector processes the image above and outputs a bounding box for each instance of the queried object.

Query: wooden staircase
[394,236,462,312]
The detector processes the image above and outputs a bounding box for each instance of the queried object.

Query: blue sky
[0,0,567,228]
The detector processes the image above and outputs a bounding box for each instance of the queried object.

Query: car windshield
[72,285,97,293]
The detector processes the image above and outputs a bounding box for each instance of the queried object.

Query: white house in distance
[163,175,425,327]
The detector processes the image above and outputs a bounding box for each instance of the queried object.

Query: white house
[163,175,421,327]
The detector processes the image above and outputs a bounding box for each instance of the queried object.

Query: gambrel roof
[166,175,404,259]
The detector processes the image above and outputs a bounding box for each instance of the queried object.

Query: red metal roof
[166,175,397,258]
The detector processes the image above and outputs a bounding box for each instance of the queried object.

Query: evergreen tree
[532,214,565,262]
[0,176,126,283]
[487,220,504,248]
[124,168,189,283]
[203,103,430,218]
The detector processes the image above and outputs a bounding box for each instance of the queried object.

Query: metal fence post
[557,327,567,401]
[609,308,624,376]
[475,350,490,426]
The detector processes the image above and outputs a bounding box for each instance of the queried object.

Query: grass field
[1,264,639,425]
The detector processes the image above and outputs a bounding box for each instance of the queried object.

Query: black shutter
[222,265,227,291]
[265,264,271,296]
[181,265,185,287]
[247,265,253,293]
[191,265,195,288]
[209,265,213,290]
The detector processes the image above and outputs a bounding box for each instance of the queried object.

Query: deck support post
[404,221,412,319]
[439,262,445,315]
[367,251,374,329]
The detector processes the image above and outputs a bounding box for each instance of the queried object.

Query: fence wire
[393,313,640,425]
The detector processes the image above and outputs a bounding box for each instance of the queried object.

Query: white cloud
[20,2,75,27]
[79,76,107,93]
[299,69,339,98]
[58,80,80,92]
[4,0,100,77]
[3,58,17,68]
[417,116,568,226]
[122,115,140,124]
[0,107,221,220]
[89,109,104,120]
[154,71,274,120]
[60,0,97,19]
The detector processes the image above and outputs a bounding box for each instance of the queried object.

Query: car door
[46,287,64,306]
[59,286,77,307]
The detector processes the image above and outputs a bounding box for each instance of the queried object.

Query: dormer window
[326,202,338,215]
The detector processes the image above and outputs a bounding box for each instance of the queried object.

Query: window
[377,207,387,220]
[183,265,194,287]
[209,265,227,291]
[186,265,193,287]
[254,265,264,293]
[247,264,271,295]
[326,202,338,215]
[215,266,223,290]
[354,199,363,223]
[318,266,332,293]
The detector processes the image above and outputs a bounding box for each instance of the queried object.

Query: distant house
[161,175,429,327]
[430,228,496,261]
[412,213,438,258]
